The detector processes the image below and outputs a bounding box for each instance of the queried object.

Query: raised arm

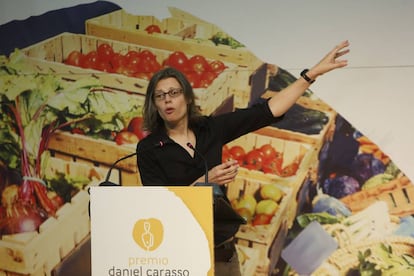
[268,40,350,117]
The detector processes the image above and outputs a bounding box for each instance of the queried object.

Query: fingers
[335,49,350,59]
[333,40,350,59]
[211,160,239,185]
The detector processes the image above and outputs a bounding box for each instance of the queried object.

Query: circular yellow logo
[132,218,164,251]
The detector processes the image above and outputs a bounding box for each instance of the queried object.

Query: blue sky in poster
[1,0,414,181]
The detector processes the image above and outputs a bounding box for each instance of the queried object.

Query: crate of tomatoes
[226,175,292,273]
[85,8,263,70]
[85,8,261,109]
[21,32,238,116]
[224,132,318,225]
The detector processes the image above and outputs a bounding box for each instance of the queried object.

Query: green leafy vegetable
[296,212,342,228]
[210,32,245,49]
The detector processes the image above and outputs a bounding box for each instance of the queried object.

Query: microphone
[99,140,166,186]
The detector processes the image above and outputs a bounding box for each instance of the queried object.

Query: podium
[89,186,215,276]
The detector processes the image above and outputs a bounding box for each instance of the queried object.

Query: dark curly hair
[142,67,202,132]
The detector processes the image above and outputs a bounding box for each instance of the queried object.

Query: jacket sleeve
[212,100,284,144]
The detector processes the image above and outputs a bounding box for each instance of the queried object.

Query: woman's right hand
[193,159,239,186]
[209,159,239,185]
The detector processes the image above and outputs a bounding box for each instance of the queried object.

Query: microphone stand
[100,152,136,186]
[186,143,246,247]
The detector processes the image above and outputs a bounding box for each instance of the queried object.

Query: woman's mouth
[164,107,174,115]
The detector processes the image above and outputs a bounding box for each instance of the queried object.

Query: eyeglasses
[153,88,183,101]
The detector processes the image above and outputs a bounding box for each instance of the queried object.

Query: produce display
[1,4,413,276]
[231,183,285,226]
[320,137,400,200]
[0,50,141,235]
[64,43,228,88]
[294,202,414,275]
[223,143,302,177]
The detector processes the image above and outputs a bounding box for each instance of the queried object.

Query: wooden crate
[226,175,292,273]
[340,175,414,217]
[226,133,317,184]
[21,32,238,115]
[47,132,140,186]
[236,244,260,276]
[85,9,263,70]
[225,132,317,226]
[85,8,261,110]
[0,158,104,276]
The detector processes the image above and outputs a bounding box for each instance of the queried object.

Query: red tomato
[64,50,84,67]
[280,161,299,177]
[148,59,162,73]
[252,214,273,226]
[262,158,283,175]
[185,72,201,88]
[110,53,127,69]
[145,24,162,34]
[209,60,227,75]
[222,145,231,162]
[115,131,139,145]
[139,49,156,62]
[199,71,216,88]
[188,55,210,74]
[97,43,114,62]
[164,51,189,72]
[125,50,140,61]
[127,55,142,68]
[95,60,112,72]
[222,151,232,162]
[127,117,149,140]
[80,50,99,69]
[229,145,246,165]
[135,59,153,74]
[259,144,278,161]
[244,149,265,170]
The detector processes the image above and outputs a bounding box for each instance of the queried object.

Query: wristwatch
[300,69,315,84]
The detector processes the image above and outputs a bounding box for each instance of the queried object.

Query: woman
[137,40,350,275]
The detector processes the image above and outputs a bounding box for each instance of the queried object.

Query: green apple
[260,184,283,202]
[236,194,257,215]
[256,199,278,215]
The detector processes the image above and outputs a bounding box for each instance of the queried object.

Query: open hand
[309,40,350,78]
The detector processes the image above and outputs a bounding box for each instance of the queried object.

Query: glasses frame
[153,88,183,101]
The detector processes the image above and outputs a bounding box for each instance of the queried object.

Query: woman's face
[154,77,189,127]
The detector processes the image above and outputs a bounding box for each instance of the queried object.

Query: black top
[137,101,282,186]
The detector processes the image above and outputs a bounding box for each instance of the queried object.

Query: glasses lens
[154,88,182,101]
[169,88,182,97]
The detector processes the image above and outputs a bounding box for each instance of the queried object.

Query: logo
[132,218,164,251]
